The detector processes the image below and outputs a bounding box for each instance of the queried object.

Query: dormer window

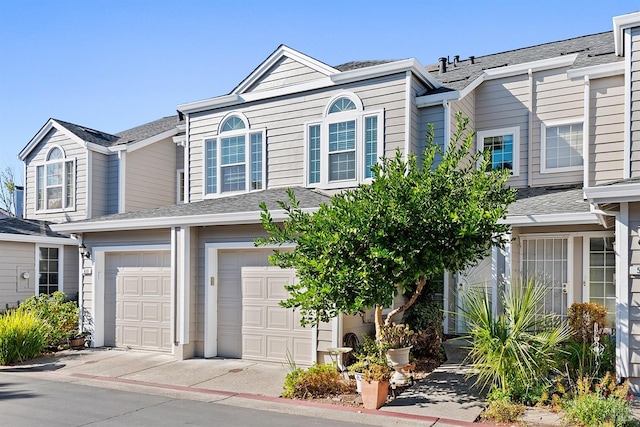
[203,114,265,196]
[306,92,384,188]
[36,146,75,211]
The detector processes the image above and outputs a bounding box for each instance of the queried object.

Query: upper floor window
[204,114,265,196]
[541,120,583,173]
[36,146,75,211]
[477,127,520,176]
[306,92,384,188]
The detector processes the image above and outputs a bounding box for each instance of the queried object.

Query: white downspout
[184,113,190,204]
[528,69,534,187]
[443,100,451,151]
[616,203,630,380]
[623,28,632,180]
[583,75,590,188]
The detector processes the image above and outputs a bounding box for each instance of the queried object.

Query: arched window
[36,146,75,211]
[306,93,383,187]
[204,114,265,196]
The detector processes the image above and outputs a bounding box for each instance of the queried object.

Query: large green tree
[256,114,516,339]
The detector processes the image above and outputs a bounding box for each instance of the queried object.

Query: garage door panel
[242,335,264,359]
[266,336,289,360]
[105,251,171,353]
[242,278,264,299]
[267,276,292,299]
[243,305,264,328]
[266,306,290,330]
[293,337,312,363]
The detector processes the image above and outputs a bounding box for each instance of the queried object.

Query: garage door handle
[210,277,215,287]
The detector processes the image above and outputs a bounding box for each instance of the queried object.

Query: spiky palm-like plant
[460,277,571,392]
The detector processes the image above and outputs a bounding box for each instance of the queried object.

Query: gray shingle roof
[114,115,183,144]
[0,218,71,239]
[429,32,619,91]
[53,115,182,149]
[507,185,589,216]
[334,60,397,72]
[68,187,331,224]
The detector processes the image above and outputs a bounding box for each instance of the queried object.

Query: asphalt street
[0,373,372,427]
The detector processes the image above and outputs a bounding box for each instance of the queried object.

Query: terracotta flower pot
[361,380,389,410]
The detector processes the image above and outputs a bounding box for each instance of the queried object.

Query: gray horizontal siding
[91,152,108,217]
[106,154,119,215]
[0,242,35,311]
[590,75,624,186]
[247,56,327,93]
[631,27,640,178]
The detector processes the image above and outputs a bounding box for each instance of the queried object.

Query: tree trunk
[384,277,427,327]
[374,305,384,342]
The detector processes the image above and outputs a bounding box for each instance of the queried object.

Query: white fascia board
[50,207,320,233]
[126,128,179,153]
[0,233,77,245]
[613,12,640,56]
[173,135,186,146]
[566,61,625,80]
[484,54,579,80]
[233,45,338,95]
[584,183,640,204]
[502,212,601,226]
[416,90,460,108]
[19,119,88,160]
[85,141,111,155]
[177,94,242,114]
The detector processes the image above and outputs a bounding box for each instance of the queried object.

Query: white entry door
[456,256,494,334]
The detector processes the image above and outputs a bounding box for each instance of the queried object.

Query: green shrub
[18,292,78,348]
[563,374,634,426]
[404,300,443,360]
[459,277,571,392]
[561,334,615,383]
[0,310,47,365]
[482,389,525,423]
[282,363,352,399]
[505,376,549,406]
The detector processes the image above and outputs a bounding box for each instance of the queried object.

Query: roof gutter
[50,207,320,233]
[0,233,77,245]
[584,182,640,205]
[613,12,640,56]
[501,212,601,227]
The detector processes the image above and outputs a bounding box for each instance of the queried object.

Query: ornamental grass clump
[460,277,571,393]
[0,310,46,365]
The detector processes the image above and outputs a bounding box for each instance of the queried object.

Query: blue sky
[1,0,638,184]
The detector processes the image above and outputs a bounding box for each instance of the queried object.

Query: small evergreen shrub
[0,310,46,365]
[404,300,443,360]
[563,373,634,427]
[281,363,351,399]
[18,291,78,348]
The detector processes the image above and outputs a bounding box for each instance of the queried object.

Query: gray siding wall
[532,67,584,186]
[124,138,176,212]
[247,56,327,93]
[631,28,640,177]
[590,75,625,186]
[63,245,79,300]
[418,104,445,167]
[188,73,407,201]
[106,154,119,215]
[409,75,427,157]
[0,242,35,311]
[451,90,476,144]
[91,152,108,217]
[24,128,88,222]
[475,74,529,188]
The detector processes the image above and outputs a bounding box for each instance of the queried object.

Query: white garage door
[105,251,171,352]
[241,267,312,365]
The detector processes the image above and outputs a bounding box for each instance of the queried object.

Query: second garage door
[105,251,171,352]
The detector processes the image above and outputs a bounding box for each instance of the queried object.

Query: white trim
[567,236,575,308]
[443,101,451,152]
[22,162,27,218]
[540,118,585,174]
[528,68,534,186]
[617,203,630,378]
[126,128,179,153]
[584,182,640,204]
[0,233,76,245]
[34,243,64,295]
[624,28,632,180]
[185,114,190,204]
[118,150,126,213]
[233,45,339,95]
[178,94,242,115]
[91,244,171,349]
[33,152,77,214]
[323,91,364,116]
[613,12,640,56]
[50,207,320,233]
[566,61,625,80]
[218,112,251,133]
[504,212,601,226]
[179,226,190,344]
[491,246,499,318]
[404,71,411,161]
[416,90,460,108]
[476,126,520,176]
[442,271,449,332]
[583,76,590,188]
[331,59,441,90]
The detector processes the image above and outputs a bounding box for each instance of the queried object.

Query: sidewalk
[1,344,493,426]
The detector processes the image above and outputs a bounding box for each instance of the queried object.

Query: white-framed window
[35,145,76,211]
[305,92,384,188]
[36,244,62,295]
[476,127,520,176]
[176,169,185,204]
[541,119,583,173]
[203,113,266,197]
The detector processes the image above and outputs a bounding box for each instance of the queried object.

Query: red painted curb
[65,372,493,426]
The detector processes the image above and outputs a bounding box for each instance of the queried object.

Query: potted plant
[347,360,368,393]
[67,330,89,349]
[361,363,392,409]
[380,323,415,384]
